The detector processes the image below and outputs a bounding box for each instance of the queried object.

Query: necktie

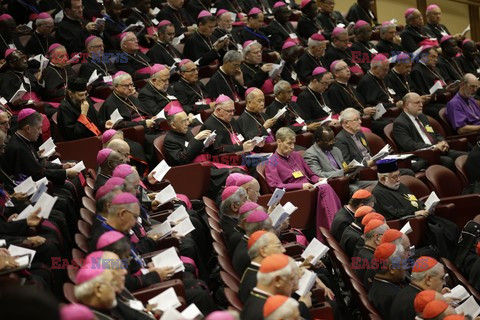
[415,117,436,144]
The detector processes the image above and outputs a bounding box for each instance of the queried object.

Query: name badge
[167,95,177,100]
[152,18,159,26]
[103,75,113,83]
[128,300,144,311]
[289,33,298,40]
[174,57,181,63]
[291,71,298,81]
[267,128,272,134]
[210,8,217,14]
[425,125,434,133]
[8,44,16,49]
[388,88,396,95]
[137,217,142,224]
[476,68,480,74]
[23,77,30,85]
[237,44,243,51]
[292,171,304,178]
[195,100,205,105]
[361,137,367,146]
[237,134,244,142]
[440,31,448,36]
[369,48,378,54]
[0,97,7,105]
[295,117,304,124]
[184,141,189,147]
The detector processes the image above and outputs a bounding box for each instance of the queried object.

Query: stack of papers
[272,107,287,120]
[172,217,195,237]
[267,188,286,207]
[444,285,470,302]
[269,201,297,228]
[152,160,171,182]
[147,221,172,240]
[110,109,124,125]
[301,238,329,265]
[424,191,440,212]
[373,103,387,120]
[8,245,36,268]
[295,269,316,296]
[203,130,216,147]
[455,296,480,318]
[39,137,56,158]
[167,206,189,224]
[151,247,185,273]
[148,287,182,312]
[155,185,176,205]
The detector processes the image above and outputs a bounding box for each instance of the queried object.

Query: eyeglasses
[125,209,140,219]
[183,68,198,73]
[220,108,235,114]
[346,118,361,122]
[118,83,134,88]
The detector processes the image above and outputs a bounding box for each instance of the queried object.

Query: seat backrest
[202,196,219,213]
[438,107,455,136]
[121,125,145,145]
[82,197,96,214]
[210,229,226,247]
[57,136,102,171]
[224,287,243,311]
[212,242,228,257]
[67,268,78,284]
[220,270,240,292]
[383,123,399,153]
[77,220,92,238]
[256,160,271,194]
[84,186,94,200]
[72,248,86,265]
[217,255,240,280]
[205,206,220,222]
[363,131,386,156]
[425,165,463,197]
[455,155,469,188]
[63,283,78,303]
[426,115,447,138]
[153,134,167,163]
[295,132,313,148]
[208,217,222,233]
[79,208,94,225]
[398,175,431,199]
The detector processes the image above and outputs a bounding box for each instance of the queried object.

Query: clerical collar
[113,91,129,101]
[336,79,348,85]
[367,70,380,80]
[252,287,272,298]
[409,283,423,292]
[364,244,376,252]
[276,151,290,160]
[251,261,261,267]
[344,205,355,217]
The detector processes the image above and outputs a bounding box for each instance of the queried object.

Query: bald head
[246,89,265,113]
[459,73,480,98]
[107,139,130,163]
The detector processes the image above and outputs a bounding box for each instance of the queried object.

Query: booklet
[160,308,183,320]
[172,218,195,237]
[295,269,316,297]
[71,161,86,173]
[424,191,440,212]
[13,204,35,221]
[10,83,27,103]
[147,221,172,240]
[455,295,480,318]
[384,154,414,160]
[269,60,285,79]
[272,106,287,120]
[30,179,48,203]
[167,206,189,224]
[429,81,443,95]
[370,144,391,162]
[148,287,182,312]
[152,160,171,182]
[181,303,203,320]
[444,285,470,302]
[32,192,58,219]
[373,103,387,120]
[251,136,266,146]
[267,188,285,207]
[87,69,100,86]
[348,159,364,168]
[14,177,36,196]
[172,34,185,46]
[269,202,297,229]
[151,247,184,273]
[400,221,413,235]
[39,137,56,158]
[301,238,329,265]
[8,245,36,268]
[155,185,176,205]
[110,109,124,125]
[203,130,217,147]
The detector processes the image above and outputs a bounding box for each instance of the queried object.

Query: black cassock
[280,62,302,86]
[237,110,271,140]
[232,235,250,275]
[24,32,55,56]
[104,14,126,50]
[0,70,41,105]
[372,183,421,220]
[78,58,117,90]
[353,245,375,290]
[350,40,376,73]
[40,65,76,102]
[156,6,190,36]
[410,62,449,96]
[3,133,66,185]
[227,226,246,257]
[99,93,152,130]
[296,87,331,122]
[346,3,378,27]
[456,54,480,77]
[295,51,327,84]
[340,222,363,258]
[125,9,157,48]
[172,78,211,114]
[146,41,183,67]
[296,15,324,41]
[368,278,402,319]
[115,51,152,81]
[183,31,224,67]
[216,0,248,17]
[200,115,244,154]
[163,129,207,166]
[389,284,422,320]
[236,27,272,50]
[375,39,405,57]
[317,11,348,40]
[385,69,415,100]
[266,99,306,134]
[241,62,269,89]
[57,97,102,141]
[326,81,366,114]
[212,28,242,51]
[264,19,298,51]
[240,289,270,320]
[324,45,358,69]
[400,25,432,53]
[330,206,355,242]
[55,16,95,54]
[206,69,246,101]
[239,262,260,304]
[423,23,451,42]
[437,55,463,84]
[137,82,175,116]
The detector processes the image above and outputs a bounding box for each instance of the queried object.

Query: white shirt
[405,112,432,145]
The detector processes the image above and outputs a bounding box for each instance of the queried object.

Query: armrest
[150,209,174,221]
[312,287,326,303]
[410,148,442,164]
[283,243,305,259]
[155,236,180,250]
[435,194,480,229]
[133,279,186,305]
[258,142,277,153]
[279,230,297,243]
[445,137,469,151]
[358,167,377,180]
[310,302,334,320]
[384,107,401,118]
[328,176,350,205]
[448,132,480,145]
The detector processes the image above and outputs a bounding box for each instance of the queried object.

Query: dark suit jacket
[334,129,371,163]
[393,112,444,152]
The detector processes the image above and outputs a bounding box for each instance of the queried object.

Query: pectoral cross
[388,97,394,103]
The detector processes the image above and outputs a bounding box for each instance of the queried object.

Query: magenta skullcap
[330,60,341,72]
[84,35,98,47]
[405,8,417,18]
[0,14,13,21]
[60,304,95,320]
[282,40,297,50]
[300,0,311,9]
[95,185,109,201]
[151,63,166,74]
[246,210,269,223]
[332,26,346,37]
[165,101,184,116]
[426,4,440,12]
[312,66,328,76]
[76,251,106,284]
[440,35,453,44]
[113,71,129,79]
[205,311,236,320]
[96,231,125,249]
[463,38,473,46]
[48,43,62,53]
[178,58,192,67]
[216,9,229,17]
[245,87,259,97]
[119,32,129,40]
[111,192,138,205]
[221,186,240,201]
[382,20,394,26]
[395,52,411,63]
[158,19,172,27]
[215,94,232,104]
[37,12,52,20]
[354,20,369,29]
[310,33,326,42]
[372,53,388,63]
[273,1,286,8]
[239,201,260,215]
[243,40,257,48]
[17,108,37,121]
[421,45,434,53]
[198,10,212,19]
[105,177,126,190]
[248,7,262,16]
[112,164,134,179]
[97,148,113,166]
[4,48,16,58]
[102,129,118,144]
[226,173,254,187]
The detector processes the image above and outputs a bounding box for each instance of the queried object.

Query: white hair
[74,271,111,302]
[35,17,53,27]
[248,232,272,259]
[308,37,326,48]
[265,297,299,320]
[380,23,396,36]
[273,80,291,96]
[120,32,135,48]
[242,40,262,56]
[220,187,247,217]
[411,262,443,282]
[339,108,360,123]
[364,223,389,240]
[113,73,132,86]
[257,257,296,285]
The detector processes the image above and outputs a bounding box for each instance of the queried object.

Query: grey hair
[245,218,271,236]
[371,57,388,69]
[376,244,405,275]
[242,40,262,56]
[411,261,444,282]
[308,37,326,48]
[113,73,132,86]
[364,223,389,241]
[220,187,247,217]
[380,23,395,36]
[96,187,123,213]
[214,98,234,111]
[257,256,296,285]
[120,32,135,48]
[107,202,138,218]
[332,28,348,41]
[339,108,360,123]
[223,50,243,63]
[74,271,111,301]
[332,59,346,72]
[275,127,295,141]
[265,298,299,320]
[36,17,53,27]
[247,232,272,259]
[273,80,291,96]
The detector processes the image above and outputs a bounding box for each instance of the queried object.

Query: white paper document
[172,217,195,237]
[251,136,266,146]
[269,204,290,228]
[39,137,56,158]
[152,160,171,182]
[13,205,35,221]
[51,158,61,165]
[71,161,86,172]
[14,177,36,195]
[348,159,364,168]
[320,114,332,125]
[155,109,166,120]
[384,153,414,160]
[148,287,182,312]
[267,188,285,207]
[8,245,36,267]
[429,81,443,94]
[373,103,387,120]
[455,295,480,318]
[203,130,216,147]
[371,144,391,162]
[87,69,100,86]
[110,109,124,125]
[295,269,316,297]
[30,180,48,203]
[54,10,64,23]
[302,238,329,265]
[272,107,287,120]
[122,22,144,33]
[160,308,183,320]
[147,221,172,240]
[193,114,203,124]
[444,285,470,302]
[462,24,471,37]
[10,83,27,103]
[269,60,285,78]
[167,205,189,224]
[400,221,412,235]
[155,184,176,205]
[151,247,185,273]
[172,34,185,46]
[424,191,440,212]
[32,192,58,219]
[181,303,203,320]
